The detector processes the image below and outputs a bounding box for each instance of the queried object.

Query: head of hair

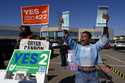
[81,31,92,39]
[19,25,32,38]
[20,25,31,32]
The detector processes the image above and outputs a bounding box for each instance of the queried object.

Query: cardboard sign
[96,6,108,27]
[0,79,19,83]
[0,70,6,80]
[6,50,51,75]
[21,5,49,25]
[19,39,49,50]
[62,11,70,30]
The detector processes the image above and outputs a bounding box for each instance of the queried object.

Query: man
[60,42,68,66]
[63,17,110,83]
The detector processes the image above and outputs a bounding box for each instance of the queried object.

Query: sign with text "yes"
[21,5,49,25]
[6,50,51,75]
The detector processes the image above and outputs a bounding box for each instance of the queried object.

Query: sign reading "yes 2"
[6,50,51,75]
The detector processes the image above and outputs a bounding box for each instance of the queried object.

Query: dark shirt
[19,31,32,39]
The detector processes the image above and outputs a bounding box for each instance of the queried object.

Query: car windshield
[116,40,125,43]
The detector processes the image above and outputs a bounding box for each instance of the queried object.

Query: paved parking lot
[47,49,125,83]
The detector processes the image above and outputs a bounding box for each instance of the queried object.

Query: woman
[18,25,32,39]
[15,25,32,49]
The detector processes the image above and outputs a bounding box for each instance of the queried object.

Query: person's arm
[95,14,109,49]
[63,30,78,50]
[95,27,109,49]
[103,26,109,38]
[97,63,112,73]
[102,14,109,37]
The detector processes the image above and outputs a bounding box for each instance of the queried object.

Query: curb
[104,63,125,80]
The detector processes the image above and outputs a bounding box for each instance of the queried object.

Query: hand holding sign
[103,14,110,26]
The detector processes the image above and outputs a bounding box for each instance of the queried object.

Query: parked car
[49,41,60,56]
[52,42,59,48]
[113,40,125,49]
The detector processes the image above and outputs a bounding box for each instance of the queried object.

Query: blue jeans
[75,71,97,83]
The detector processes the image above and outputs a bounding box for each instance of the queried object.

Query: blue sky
[0,0,125,35]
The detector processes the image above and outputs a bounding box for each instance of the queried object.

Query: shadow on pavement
[59,70,113,83]
[59,75,75,83]
[113,48,125,52]
[117,50,125,53]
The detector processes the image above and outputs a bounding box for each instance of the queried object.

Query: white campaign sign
[18,39,49,83]
[0,70,6,80]
[19,39,49,50]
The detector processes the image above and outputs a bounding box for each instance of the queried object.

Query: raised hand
[103,14,110,26]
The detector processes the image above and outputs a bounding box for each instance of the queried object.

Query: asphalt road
[102,48,125,83]
[47,48,125,83]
